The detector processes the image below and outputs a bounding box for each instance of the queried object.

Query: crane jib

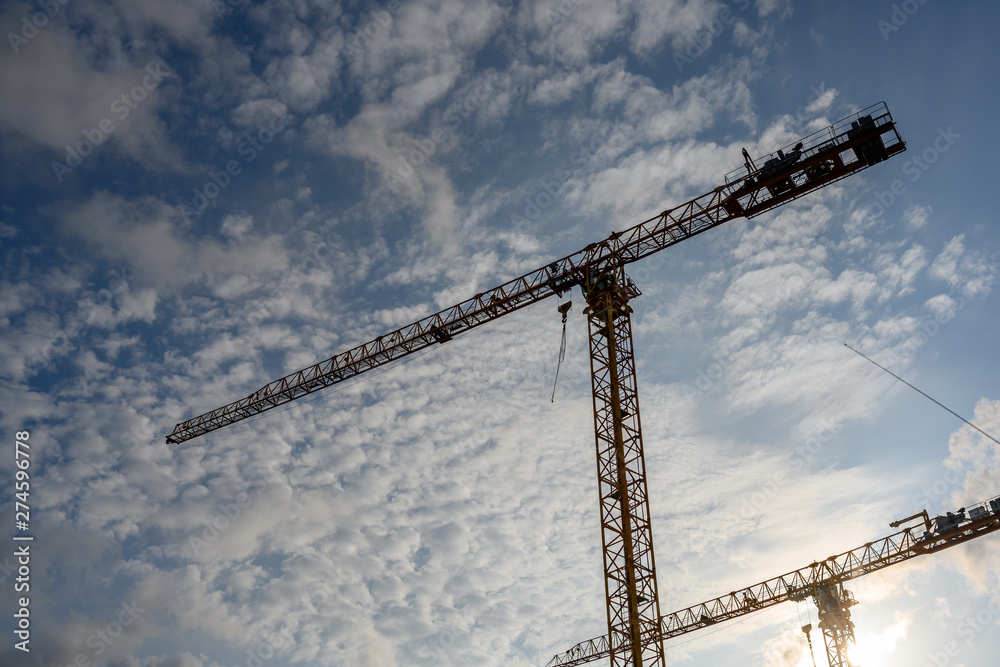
[164,100,918,667]
[546,493,1000,666]
[167,102,903,450]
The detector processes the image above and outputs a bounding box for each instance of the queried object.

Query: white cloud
[875,243,927,298]
[221,212,254,239]
[847,612,912,667]
[59,192,291,291]
[930,236,965,285]
[4,3,997,666]
[904,204,932,230]
[756,0,794,18]
[231,98,290,129]
[925,293,957,321]
[263,33,344,111]
[927,398,1000,595]
[0,2,187,173]
[929,235,998,299]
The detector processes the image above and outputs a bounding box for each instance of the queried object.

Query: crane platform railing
[720,101,904,219]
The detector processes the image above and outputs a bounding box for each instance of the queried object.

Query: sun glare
[848,619,909,667]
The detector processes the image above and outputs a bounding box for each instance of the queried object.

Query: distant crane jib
[546,492,1000,666]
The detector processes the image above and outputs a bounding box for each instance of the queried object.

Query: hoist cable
[551,303,571,402]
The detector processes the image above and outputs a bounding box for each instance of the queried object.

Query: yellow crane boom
[546,494,1000,666]
[167,103,903,447]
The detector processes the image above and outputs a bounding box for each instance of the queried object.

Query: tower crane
[168,102,906,667]
[546,493,1000,667]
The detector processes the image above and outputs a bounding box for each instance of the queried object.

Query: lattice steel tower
[170,103,907,667]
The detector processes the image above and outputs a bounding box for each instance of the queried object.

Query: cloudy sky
[2,0,999,666]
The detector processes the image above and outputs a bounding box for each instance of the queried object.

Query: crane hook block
[558,300,572,322]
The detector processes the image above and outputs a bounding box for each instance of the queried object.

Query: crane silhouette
[546,493,1000,666]
[169,102,906,666]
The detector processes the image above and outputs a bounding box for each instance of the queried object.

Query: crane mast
[812,582,857,667]
[584,264,663,665]
[168,103,905,667]
[546,493,1000,667]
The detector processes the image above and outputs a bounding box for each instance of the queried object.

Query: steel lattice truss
[815,583,857,667]
[585,271,664,666]
[546,494,1000,666]
[164,188,749,444]
[167,103,904,444]
[167,102,912,667]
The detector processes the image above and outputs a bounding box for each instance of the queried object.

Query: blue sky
[1,1,999,666]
